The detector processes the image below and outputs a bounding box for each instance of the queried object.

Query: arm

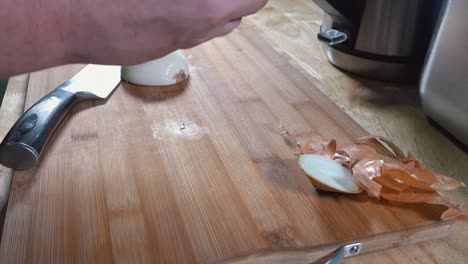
[0,0,268,78]
[0,1,74,77]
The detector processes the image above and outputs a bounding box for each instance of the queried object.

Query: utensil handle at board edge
[311,243,361,264]
[0,84,78,170]
[221,242,362,263]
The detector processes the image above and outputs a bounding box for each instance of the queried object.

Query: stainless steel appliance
[314,0,468,146]
[420,0,468,146]
[314,0,442,81]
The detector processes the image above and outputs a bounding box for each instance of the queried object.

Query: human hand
[69,0,269,65]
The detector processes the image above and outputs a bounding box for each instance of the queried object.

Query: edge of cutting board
[222,219,455,263]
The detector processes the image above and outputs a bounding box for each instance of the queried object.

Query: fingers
[224,18,243,33]
[173,0,268,49]
[224,0,268,20]
[191,18,242,46]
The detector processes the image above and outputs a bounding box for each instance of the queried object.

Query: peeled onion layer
[300,140,337,160]
[351,159,383,198]
[295,136,466,220]
[354,136,406,160]
[380,187,464,220]
[299,154,362,194]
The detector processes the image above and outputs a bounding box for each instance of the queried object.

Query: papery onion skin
[296,135,467,220]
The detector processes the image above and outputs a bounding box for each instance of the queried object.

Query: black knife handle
[0,83,78,170]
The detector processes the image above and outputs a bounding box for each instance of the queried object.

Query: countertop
[0,1,466,263]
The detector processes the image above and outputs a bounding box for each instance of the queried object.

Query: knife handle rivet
[18,114,38,133]
[349,245,360,254]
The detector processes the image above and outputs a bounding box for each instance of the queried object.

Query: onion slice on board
[299,154,362,194]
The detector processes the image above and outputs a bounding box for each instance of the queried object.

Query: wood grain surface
[0,74,29,235]
[246,1,467,263]
[0,1,466,263]
[0,19,462,264]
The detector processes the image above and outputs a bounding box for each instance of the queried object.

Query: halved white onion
[121,50,189,86]
[299,154,362,194]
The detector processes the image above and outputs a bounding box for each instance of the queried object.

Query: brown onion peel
[352,159,383,198]
[297,135,466,221]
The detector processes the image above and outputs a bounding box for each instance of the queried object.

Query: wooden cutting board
[0,26,455,263]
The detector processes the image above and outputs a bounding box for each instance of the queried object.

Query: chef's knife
[0,64,121,170]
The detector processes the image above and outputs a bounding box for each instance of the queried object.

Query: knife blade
[0,64,121,170]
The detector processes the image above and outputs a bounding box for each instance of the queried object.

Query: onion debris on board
[295,135,466,221]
